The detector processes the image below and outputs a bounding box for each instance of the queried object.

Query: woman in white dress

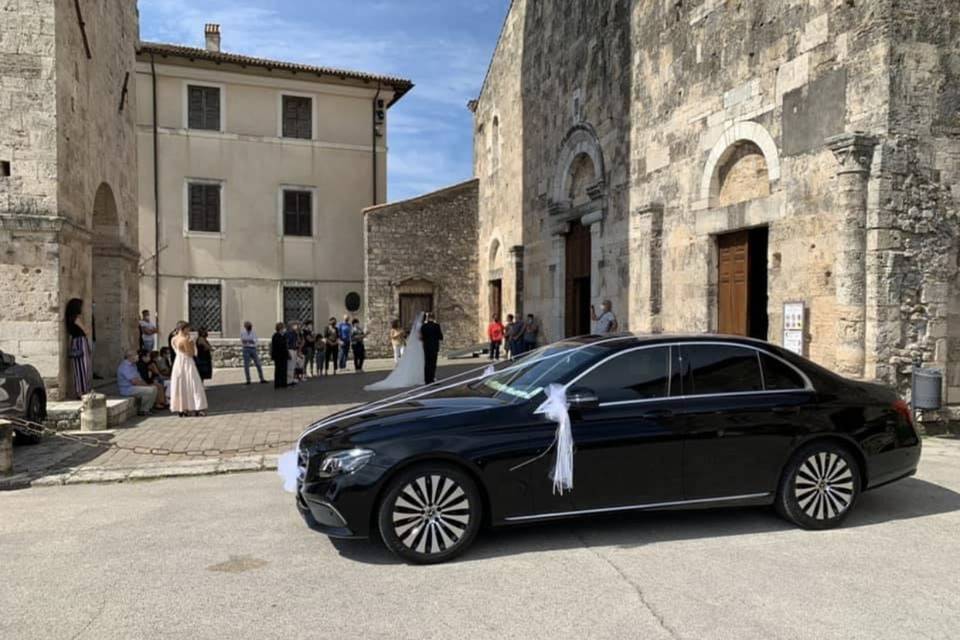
[170,322,209,416]
[364,313,426,391]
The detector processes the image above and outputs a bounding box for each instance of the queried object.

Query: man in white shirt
[591,300,618,335]
[139,310,158,352]
[240,321,267,385]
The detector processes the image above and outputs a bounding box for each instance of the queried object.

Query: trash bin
[911,367,943,411]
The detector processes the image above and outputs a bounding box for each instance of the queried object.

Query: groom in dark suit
[419,312,444,384]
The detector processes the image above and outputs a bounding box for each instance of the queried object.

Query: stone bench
[44,397,137,431]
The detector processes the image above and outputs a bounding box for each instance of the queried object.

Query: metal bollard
[81,392,108,432]
[0,420,13,477]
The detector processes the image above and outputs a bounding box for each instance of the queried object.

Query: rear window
[759,352,806,390]
[681,344,763,394]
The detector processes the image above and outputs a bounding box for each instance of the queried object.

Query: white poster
[782,302,805,355]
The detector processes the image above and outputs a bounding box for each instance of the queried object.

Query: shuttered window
[188,284,222,333]
[282,95,312,139]
[188,183,221,233]
[283,189,312,237]
[187,85,221,131]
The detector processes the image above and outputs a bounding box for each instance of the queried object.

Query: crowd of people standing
[269,316,367,389]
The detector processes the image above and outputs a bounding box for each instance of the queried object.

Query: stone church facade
[468,0,960,403]
[0,0,140,398]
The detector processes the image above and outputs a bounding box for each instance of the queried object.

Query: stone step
[44,398,137,431]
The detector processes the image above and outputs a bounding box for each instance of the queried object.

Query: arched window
[491,116,500,173]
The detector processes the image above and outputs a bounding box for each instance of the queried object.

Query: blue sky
[138,0,510,201]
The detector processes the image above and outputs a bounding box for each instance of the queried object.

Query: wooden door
[399,294,433,332]
[565,222,592,337]
[489,279,502,321]
[717,231,749,336]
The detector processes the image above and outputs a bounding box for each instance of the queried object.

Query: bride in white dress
[364,312,426,391]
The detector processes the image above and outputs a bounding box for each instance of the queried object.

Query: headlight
[317,448,375,478]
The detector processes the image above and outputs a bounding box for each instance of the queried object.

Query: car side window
[681,344,763,395]
[759,352,806,390]
[577,347,670,403]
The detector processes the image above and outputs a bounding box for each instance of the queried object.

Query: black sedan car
[295,335,921,564]
[0,349,47,444]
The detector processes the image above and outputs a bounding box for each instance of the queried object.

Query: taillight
[892,399,914,428]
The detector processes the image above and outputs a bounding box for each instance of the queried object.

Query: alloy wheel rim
[392,474,470,554]
[794,452,854,520]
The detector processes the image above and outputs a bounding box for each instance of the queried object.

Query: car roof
[558,332,786,353]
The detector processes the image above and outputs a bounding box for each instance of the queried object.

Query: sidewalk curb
[0,454,280,490]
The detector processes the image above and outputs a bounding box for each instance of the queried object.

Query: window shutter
[204,88,220,130]
[188,184,204,230]
[188,87,204,129]
[205,184,220,232]
[297,99,311,138]
[282,96,311,139]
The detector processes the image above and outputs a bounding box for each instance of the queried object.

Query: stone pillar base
[81,392,108,432]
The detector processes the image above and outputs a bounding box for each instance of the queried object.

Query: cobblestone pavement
[3,359,479,488]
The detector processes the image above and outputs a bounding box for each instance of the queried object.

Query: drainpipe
[372,81,382,206]
[150,54,160,321]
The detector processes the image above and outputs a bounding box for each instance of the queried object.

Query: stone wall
[0,0,139,398]
[473,0,526,339]
[468,0,960,406]
[364,180,479,357]
[208,339,274,369]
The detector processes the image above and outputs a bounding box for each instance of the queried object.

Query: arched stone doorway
[91,183,131,378]
[548,124,606,339]
[702,123,781,339]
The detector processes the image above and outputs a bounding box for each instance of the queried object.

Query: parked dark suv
[0,350,47,444]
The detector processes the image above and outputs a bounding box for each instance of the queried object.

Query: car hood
[299,394,509,452]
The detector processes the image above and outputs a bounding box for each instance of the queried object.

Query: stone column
[549,226,568,342]
[631,203,664,333]
[509,245,524,318]
[826,132,878,378]
[581,210,603,304]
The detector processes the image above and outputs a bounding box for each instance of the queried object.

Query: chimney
[204,24,221,52]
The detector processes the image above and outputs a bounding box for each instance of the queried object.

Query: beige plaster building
[0,0,140,398]
[136,26,411,356]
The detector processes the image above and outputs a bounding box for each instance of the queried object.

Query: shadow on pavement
[6,432,117,489]
[195,363,480,419]
[326,477,960,565]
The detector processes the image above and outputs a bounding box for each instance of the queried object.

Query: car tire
[776,441,861,530]
[378,463,482,564]
[15,392,45,445]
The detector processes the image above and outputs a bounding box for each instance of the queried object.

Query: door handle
[772,406,800,415]
[640,409,674,419]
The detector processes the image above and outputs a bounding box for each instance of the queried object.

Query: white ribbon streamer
[281,334,633,494]
[534,383,574,494]
[277,450,299,493]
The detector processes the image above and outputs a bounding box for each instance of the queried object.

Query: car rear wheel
[776,442,861,529]
[377,463,482,564]
[15,392,44,445]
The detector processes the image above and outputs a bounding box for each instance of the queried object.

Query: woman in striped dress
[65,298,93,398]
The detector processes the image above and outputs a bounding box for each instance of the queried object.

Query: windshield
[473,344,605,402]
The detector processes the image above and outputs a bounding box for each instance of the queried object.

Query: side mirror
[567,386,600,410]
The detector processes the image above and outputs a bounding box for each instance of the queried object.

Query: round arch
[700,121,781,205]
[552,123,606,207]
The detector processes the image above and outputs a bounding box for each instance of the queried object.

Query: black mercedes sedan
[295,335,921,564]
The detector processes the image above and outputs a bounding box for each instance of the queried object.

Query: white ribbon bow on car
[534,383,574,494]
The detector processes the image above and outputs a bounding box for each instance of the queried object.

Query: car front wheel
[776,442,861,529]
[377,463,482,564]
